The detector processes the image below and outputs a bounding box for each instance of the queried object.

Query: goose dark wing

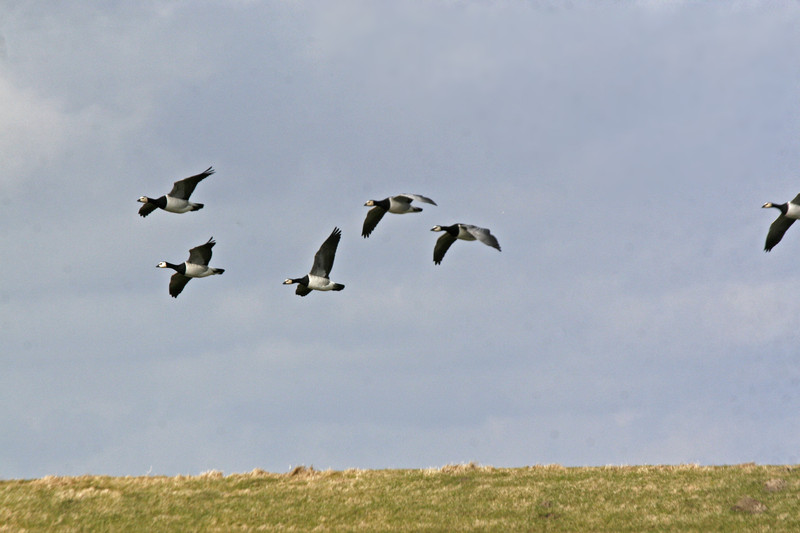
[465,225,501,251]
[433,233,457,265]
[169,167,214,199]
[310,227,341,277]
[187,237,215,265]
[295,284,312,297]
[169,273,191,297]
[765,215,795,252]
[138,202,158,217]
[362,206,387,238]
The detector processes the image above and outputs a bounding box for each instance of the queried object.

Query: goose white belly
[164,196,194,213]
[456,225,476,241]
[307,274,335,291]
[184,263,214,278]
[387,198,413,214]
[787,203,800,219]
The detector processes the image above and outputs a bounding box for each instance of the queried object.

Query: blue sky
[2,0,800,478]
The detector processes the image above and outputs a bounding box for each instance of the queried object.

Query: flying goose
[362,194,437,237]
[431,224,501,265]
[138,166,214,217]
[763,193,800,251]
[157,237,225,297]
[284,227,345,296]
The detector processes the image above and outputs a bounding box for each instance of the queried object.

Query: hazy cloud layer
[2,1,800,478]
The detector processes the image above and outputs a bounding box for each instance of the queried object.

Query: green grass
[1,463,798,531]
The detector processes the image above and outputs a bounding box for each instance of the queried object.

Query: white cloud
[0,77,69,188]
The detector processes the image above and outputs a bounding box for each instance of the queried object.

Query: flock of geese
[137,169,800,296]
[138,168,502,297]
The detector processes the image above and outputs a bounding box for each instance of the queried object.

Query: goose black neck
[163,262,186,274]
[443,224,460,236]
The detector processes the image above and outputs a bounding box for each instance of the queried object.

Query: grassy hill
[1,463,797,531]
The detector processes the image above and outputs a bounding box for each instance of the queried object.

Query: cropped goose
[362,194,437,237]
[763,193,800,251]
[431,224,501,265]
[157,237,225,297]
[138,166,214,217]
[284,227,345,296]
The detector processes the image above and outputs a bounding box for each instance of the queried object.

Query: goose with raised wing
[362,194,437,237]
[431,224,501,265]
[284,227,345,296]
[138,167,214,217]
[157,237,225,297]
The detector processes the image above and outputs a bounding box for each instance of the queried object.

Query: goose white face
[157,262,168,268]
[283,279,294,284]
[364,200,375,206]
[431,225,442,231]
[138,196,148,203]
[762,202,773,208]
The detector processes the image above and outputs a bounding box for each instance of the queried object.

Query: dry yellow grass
[1,463,798,531]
